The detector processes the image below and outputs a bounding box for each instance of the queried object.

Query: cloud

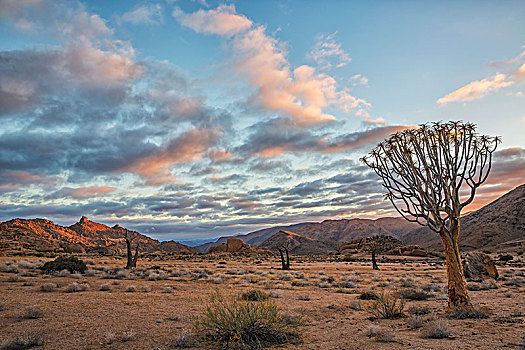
[309,32,352,70]
[174,5,369,125]
[437,73,514,104]
[173,4,252,37]
[49,185,117,199]
[121,4,162,25]
[438,48,525,104]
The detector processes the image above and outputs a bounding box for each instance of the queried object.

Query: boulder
[62,243,86,254]
[227,238,244,252]
[463,252,499,281]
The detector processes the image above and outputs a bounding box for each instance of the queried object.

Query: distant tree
[123,229,140,269]
[277,240,291,270]
[361,121,499,310]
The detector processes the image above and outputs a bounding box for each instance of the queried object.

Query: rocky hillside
[292,217,420,242]
[195,223,309,252]
[259,230,339,255]
[400,184,525,252]
[0,216,198,255]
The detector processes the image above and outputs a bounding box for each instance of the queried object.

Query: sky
[0,0,524,243]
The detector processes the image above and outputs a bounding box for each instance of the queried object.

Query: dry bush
[39,283,57,292]
[17,260,38,270]
[407,316,424,329]
[193,290,301,349]
[365,325,395,342]
[446,305,490,319]
[7,275,20,283]
[0,331,43,350]
[359,291,378,300]
[65,282,89,293]
[20,306,43,319]
[408,305,431,315]
[367,289,405,320]
[421,320,450,339]
[399,288,431,300]
[0,264,18,274]
[100,283,111,291]
[126,285,137,292]
[170,330,196,348]
[240,289,268,301]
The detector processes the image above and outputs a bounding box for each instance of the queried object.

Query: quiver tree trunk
[440,221,472,310]
[371,248,379,270]
[125,238,139,269]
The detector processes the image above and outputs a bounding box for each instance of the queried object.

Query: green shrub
[41,256,87,274]
[341,253,356,262]
[240,289,269,301]
[194,290,301,349]
[367,289,405,319]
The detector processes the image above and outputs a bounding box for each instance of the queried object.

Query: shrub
[407,316,424,329]
[170,330,195,348]
[365,325,395,342]
[20,306,43,319]
[399,288,431,300]
[40,283,57,292]
[65,282,89,293]
[126,285,137,292]
[240,289,269,301]
[41,256,87,274]
[446,306,490,319]
[499,254,513,262]
[421,320,450,339]
[193,290,301,349]
[341,253,356,262]
[0,331,43,350]
[100,283,111,291]
[408,305,431,315]
[17,260,38,270]
[359,291,378,300]
[367,289,405,320]
[0,264,18,274]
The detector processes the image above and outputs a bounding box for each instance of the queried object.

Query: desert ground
[0,255,524,350]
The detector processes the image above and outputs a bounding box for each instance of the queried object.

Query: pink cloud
[174,5,369,126]
[173,4,252,37]
[437,73,514,104]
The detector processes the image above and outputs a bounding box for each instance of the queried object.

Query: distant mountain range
[1,184,523,256]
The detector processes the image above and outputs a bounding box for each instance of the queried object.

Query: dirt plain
[0,254,524,350]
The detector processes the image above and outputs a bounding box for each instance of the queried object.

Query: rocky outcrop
[463,252,499,281]
[208,238,271,255]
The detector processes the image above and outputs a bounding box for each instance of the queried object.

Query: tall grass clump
[193,290,301,349]
[367,289,405,320]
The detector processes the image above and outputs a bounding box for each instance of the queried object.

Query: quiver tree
[123,229,140,269]
[370,241,379,271]
[277,240,291,270]
[361,121,499,310]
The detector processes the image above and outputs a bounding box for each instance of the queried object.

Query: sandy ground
[0,255,524,350]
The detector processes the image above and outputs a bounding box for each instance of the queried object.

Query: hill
[258,230,339,255]
[400,184,525,252]
[0,216,198,255]
[195,223,309,252]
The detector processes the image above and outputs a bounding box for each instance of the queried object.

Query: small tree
[123,229,140,269]
[361,121,499,310]
[370,241,379,271]
[277,240,291,270]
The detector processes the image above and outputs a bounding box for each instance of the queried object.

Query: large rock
[227,238,244,252]
[338,235,403,255]
[209,244,228,253]
[463,252,499,281]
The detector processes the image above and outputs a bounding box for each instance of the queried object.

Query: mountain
[195,223,309,252]
[258,230,339,255]
[292,217,420,242]
[0,216,198,255]
[400,184,525,252]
